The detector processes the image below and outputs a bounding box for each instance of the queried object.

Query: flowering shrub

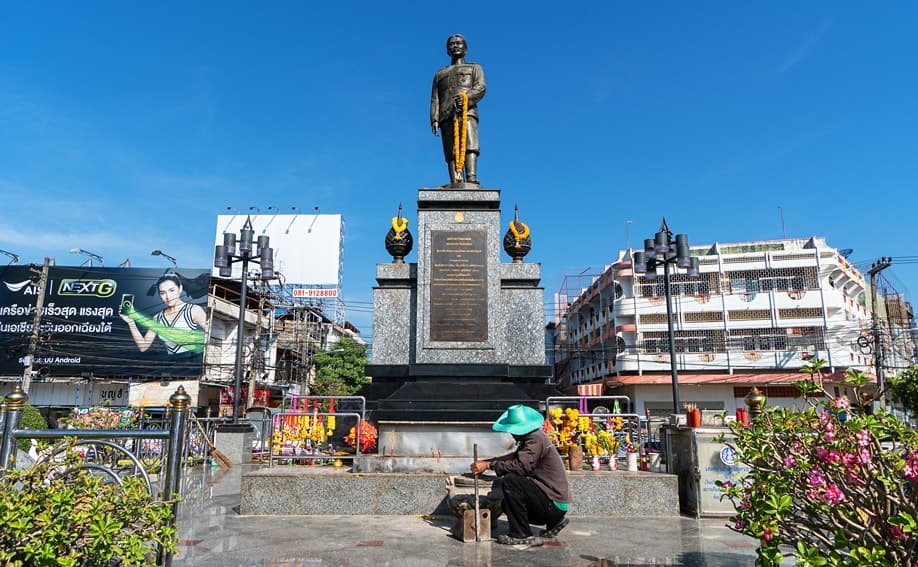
[719,362,918,565]
[63,407,140,430]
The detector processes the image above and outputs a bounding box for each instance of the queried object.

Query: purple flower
[782,454,797,468]
[855,430,871,448]
[889,524,909,543]
[808,470,827,488]
[832,397,851,410]
[821,484,846,505]
[734,519,747,530]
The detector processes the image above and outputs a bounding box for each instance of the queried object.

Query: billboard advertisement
[214,213,342,286]
[0,266,211,377]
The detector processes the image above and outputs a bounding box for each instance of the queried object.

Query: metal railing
[0,385,190,566]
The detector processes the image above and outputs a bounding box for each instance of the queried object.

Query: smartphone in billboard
[120,293,134,314]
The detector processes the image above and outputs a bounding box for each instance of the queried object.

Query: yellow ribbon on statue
[453,92,469,181]
[509,220,530,249]
[391,215,409,241]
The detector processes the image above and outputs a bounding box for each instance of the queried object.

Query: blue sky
[1,2,916,343]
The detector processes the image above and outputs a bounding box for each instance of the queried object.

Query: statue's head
[446,34,467,58]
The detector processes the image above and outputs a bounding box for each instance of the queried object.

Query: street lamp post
[0,249,20,265]
[632,218,700,414]
[151,249,178,270]
[70,248,104,267]
[214,216,274,428]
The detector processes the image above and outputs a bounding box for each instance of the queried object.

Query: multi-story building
[552,237,878,416]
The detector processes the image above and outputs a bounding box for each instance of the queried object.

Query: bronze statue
[431,34,486,185]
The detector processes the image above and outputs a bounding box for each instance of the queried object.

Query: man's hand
[431,120,439,135]
[470,460,489,475]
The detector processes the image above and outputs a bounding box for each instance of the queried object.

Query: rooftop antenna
[778,206,787,240]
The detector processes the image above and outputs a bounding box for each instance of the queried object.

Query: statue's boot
[465,154,479,184]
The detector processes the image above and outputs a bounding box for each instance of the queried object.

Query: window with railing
[641,330,723,353]
[727,267,818,294]
[726,327,826,352]
[637,272,720,297]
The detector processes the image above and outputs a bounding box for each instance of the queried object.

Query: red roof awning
[608,371,851,386]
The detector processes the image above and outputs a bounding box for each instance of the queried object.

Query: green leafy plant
[0,441,178,566]
[17,403,47,452]
[311,337,369,396]
[718,361,918,566]
[889,364,918,418]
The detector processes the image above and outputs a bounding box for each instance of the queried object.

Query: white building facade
[553,237,876,416]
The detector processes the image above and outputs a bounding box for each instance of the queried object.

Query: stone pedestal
[364,186,559,430]
[214,425,254,465]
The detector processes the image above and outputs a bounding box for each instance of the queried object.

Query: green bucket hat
[492,404,544,436]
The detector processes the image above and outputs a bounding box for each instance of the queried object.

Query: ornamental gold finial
[4,385,28,410]
[169,385,192,410]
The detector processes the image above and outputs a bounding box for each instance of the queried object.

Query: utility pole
[22,258,51,393]
[246,280,266,411]
[868,257,892,407]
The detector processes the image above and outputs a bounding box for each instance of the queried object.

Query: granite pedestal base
[214,426,254,465]
[239,467,679,517]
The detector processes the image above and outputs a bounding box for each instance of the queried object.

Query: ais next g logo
[58,279,117,298]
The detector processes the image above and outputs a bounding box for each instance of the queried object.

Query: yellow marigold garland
[391,215,408,241]
[453,92,469,181]
[509,220,530,249]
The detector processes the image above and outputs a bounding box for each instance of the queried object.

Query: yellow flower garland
[391,215,409,241]
[509,220,530,249]
[453,92,469,181]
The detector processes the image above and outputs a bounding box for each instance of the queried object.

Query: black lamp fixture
[151,249,178,271]
[70,247,104,267]
[214,216,274,429]
[0,249,20,265]
[631,218,700,414]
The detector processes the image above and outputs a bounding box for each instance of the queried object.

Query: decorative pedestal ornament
[384,204,413,264]
[502,205,531,263]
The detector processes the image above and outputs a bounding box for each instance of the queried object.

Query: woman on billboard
[119,274,208,355]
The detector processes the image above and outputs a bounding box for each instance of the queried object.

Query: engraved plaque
[429,230,488,342]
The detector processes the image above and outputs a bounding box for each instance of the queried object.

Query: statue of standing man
[431,34,486,185]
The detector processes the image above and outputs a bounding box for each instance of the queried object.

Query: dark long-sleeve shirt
[489,429,571,504]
